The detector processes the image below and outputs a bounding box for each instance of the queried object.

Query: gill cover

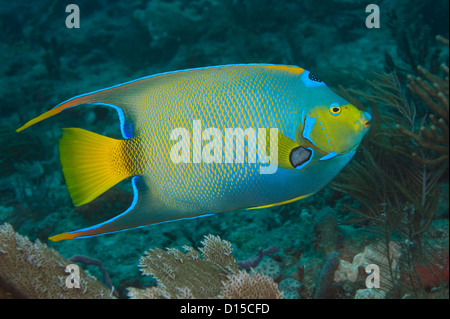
[299,103,371,157]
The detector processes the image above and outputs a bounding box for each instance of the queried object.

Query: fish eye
[329,103,341,116]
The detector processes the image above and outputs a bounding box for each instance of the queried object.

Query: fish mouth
[363,111,372,128]
[356,111,371,133]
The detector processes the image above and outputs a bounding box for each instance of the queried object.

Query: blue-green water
[0,0,448,299]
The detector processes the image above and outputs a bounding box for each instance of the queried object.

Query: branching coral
[219,270,283,299]
[333,77,441,238]
[0,223,114,298]
[333,36,448,232]
[331,36,448,298]
[385,10,444,81]
[398,36,449,165]
[127,234,283,299]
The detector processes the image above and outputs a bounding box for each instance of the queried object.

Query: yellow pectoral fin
[276,131,300,169]
[247,193,313,210]
[275,131,314,170]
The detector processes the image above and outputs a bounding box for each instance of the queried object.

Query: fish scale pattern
[16,64,370,241]
[125,65,303,213]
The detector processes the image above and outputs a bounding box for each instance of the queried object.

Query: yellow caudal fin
[59,128,133,206]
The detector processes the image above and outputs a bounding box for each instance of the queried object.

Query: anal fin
[50,176,145,241]
[247,193,312,210]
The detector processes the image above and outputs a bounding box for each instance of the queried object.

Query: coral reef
[278,278,302,299]
[0,223,114,298]
[399,36,449,165]
[127,234,282,299]
[219,270,283,299]
[412,250,449,289]
[313,251,340,299]
[354,288,386,299]
[254,257,282,281]
[331,36,449,298]
[312,208,340,256]
[334,242,402,294]
[70,255,118,298]
[385,9,442,81]
[0,0,447,300]
[334,73,443,233]
[237,245,279,270]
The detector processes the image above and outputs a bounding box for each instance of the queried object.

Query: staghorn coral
[0,223,114,299]
[127,234,282,299]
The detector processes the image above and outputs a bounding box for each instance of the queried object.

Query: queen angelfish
[16,64,371,241]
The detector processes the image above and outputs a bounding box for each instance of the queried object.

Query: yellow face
[297,102,371,156]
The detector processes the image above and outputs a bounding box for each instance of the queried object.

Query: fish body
[16,64,371,240]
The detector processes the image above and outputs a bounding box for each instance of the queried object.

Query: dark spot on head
[308,72,322,82]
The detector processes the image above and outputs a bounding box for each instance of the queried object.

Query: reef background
[0,0,448,299]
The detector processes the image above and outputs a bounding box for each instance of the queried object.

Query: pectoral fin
[277,132,314,170]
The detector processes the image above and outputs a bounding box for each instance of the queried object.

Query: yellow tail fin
[59,128,132,206]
